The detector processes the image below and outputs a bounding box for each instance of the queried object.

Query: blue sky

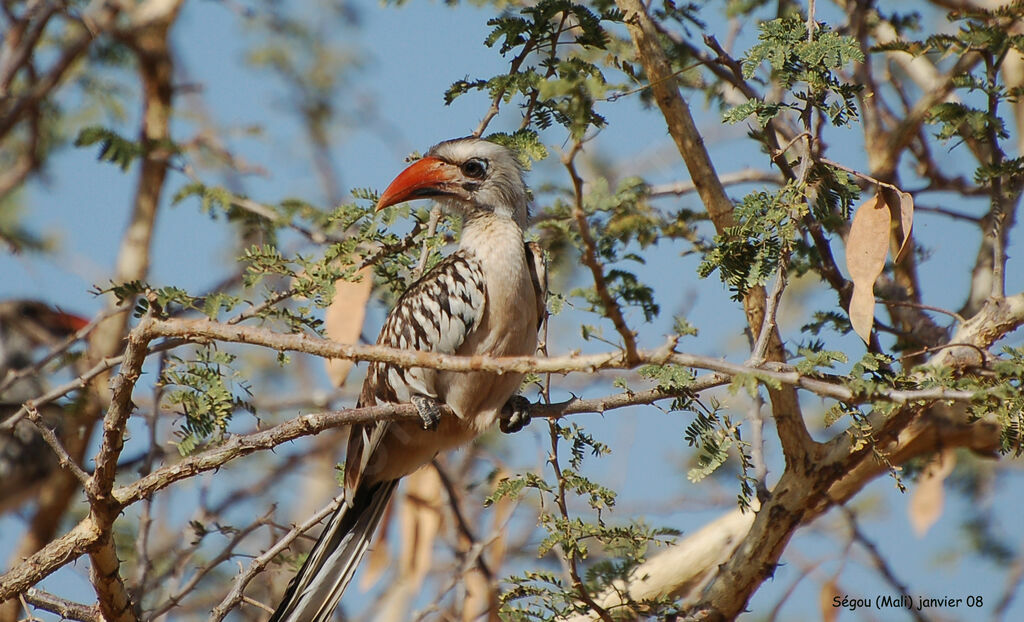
[2,0,1023,620]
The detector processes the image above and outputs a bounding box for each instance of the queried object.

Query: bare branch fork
[209,493,348,621]
[613,0,817,474]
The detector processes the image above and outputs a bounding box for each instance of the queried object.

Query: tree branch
[0,1,123,139]
[209,493,347,622]
[134,316,1015,404]
[563,140,640,363]
[20,588,101,622]
[613,0,815,468]
[684,294,1019,620]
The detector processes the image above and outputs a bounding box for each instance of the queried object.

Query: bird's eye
[17,303,41,319]
[461,159,488,179]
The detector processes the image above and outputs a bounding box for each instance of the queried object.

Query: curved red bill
[376,157,454,211]
[53,311,89,333]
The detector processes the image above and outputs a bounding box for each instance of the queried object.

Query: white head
[376,137,530,229]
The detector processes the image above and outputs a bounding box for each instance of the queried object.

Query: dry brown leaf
[894,190,915,263]
[846,194,891,343]
[484,467,515,570]
[909,448,956,537]
[324,267,374,387]
[463,567,497,622]
[819,578,841,622]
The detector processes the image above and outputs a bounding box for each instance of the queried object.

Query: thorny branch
[562,140,641,363]
[843,509,928,622]
[19,589,101,622]
[209,493,347,621]
[6,286,1024,607]
[546,420,614,622]
[4,2,1024,620]
[124,315,1022,404]
[618,0,818,469]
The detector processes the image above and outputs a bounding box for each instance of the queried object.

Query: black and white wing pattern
[362,250,486,404]
[345,251,486,492]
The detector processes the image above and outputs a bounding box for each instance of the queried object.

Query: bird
[0,299,89,512]
[269,137,546,622]
[0,299,89,395]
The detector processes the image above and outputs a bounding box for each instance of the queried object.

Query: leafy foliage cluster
[491,421,679,619]
[699,180,807,299]
[161,348,256,455]
[446,0,626,137]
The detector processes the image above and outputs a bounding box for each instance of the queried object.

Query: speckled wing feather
[344,251,486,493]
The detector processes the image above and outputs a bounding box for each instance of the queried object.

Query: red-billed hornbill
[269,137,545,622]
[0,299,89,512]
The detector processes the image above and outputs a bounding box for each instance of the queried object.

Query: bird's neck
[459,212,525,256]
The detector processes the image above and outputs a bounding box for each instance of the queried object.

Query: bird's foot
[411,395,442,431]
[500,395,532,434]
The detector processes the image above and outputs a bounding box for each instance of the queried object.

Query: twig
[472,35,538,136]
[806,0,816,41]
[23,404,91,489]
[895,341,988,367]
[148,508,275,619]
[0,1,61,96]
[993,550,1024,622]
[517,11,567,132]
[132,350,168,591]
[748,256,788,366]
[221,220,427,327]
[546,420,614,622]
[20,588,101,622]
[647,169,784,197]
[597,59,705,102]
[817,156,903,193]
[409,523,511,622]
[0,2,123,140]
[746,394,769,501]
[209,493,347,622]
[432,460,493,580]
[880,299,966,324]
[773,131,812,164]
[765,557,823,622]
[414,206,442,278]
[563,140,640,363]
[914,204,982,223]
[984,51,1008,300]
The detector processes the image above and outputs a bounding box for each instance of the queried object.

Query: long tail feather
[269,479,398,622]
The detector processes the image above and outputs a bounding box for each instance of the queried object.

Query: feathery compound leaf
[845,194,890,343]
[75,126,144,171]
[485,130,549,169]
